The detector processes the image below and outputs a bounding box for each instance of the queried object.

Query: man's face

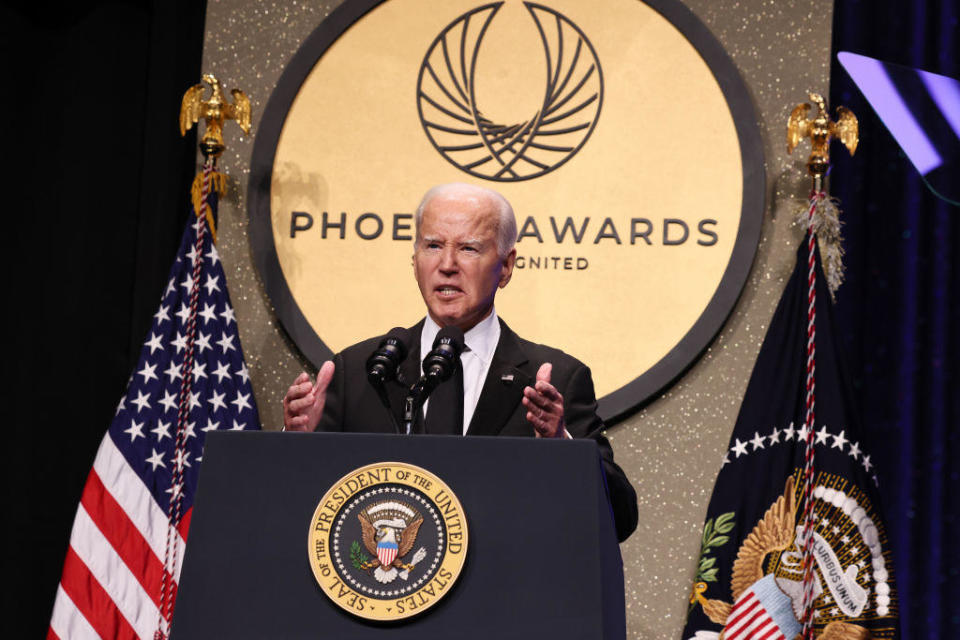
[413,192,516,332]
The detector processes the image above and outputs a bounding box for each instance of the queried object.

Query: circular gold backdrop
[249,0,764,420]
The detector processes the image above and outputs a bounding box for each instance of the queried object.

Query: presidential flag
[682,234,898,640]
[48,179,261,640]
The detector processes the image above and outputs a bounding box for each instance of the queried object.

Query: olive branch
[350,541,372,570]
[688,511,736,614]
[696,511,735,583]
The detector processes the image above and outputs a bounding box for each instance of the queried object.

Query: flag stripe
[733,609,768,640]
[726,593,760,632]
[757,623,785,640]
[745,612,772,635]
[49,584,101,640]
[178,507,193,539]
[70,504,168,639]
[727,600,766,639]
[95,433,186,580]
[748,620,778,640]
[734,613,777,640]
[81,466,173,608]
[59,547,139,640]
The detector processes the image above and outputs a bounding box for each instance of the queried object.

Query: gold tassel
[190,171,227,244]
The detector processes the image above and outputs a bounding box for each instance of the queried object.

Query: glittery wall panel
[201,1,832,637]
[612,2,832,637]
[200,0,340,433]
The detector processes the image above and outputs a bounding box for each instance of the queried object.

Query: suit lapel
[466,320,530,436]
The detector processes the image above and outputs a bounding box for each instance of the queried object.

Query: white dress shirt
[420,309,501,434]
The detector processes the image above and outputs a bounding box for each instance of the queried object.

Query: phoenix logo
[417,2,604,182]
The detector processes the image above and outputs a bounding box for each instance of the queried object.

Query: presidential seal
[307,462,468,621]
[690,472,897,639]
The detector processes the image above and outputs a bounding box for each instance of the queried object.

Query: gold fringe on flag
[190,171,227,244]
[793,195,845,299]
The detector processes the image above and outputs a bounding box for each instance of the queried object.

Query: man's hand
[282,361,334,431]
[522,363,567,438]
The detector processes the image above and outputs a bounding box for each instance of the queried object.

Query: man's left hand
[522,363,567,438]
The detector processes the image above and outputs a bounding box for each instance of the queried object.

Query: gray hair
[414,183,517,258]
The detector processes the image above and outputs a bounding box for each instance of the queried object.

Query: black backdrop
[3,0,957,636]
[1,1,206,635]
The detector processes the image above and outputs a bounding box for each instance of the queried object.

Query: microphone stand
[403,370,445,434]
[372,383,404,435]
[402,325,463,434]
[403,396,416,435]
[403,378,429,435]
[365,327,412,435]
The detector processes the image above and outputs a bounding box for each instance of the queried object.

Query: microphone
[365,327,411,433]
[366,327,411,387]
[421,326,465,390]
[404,326,465,433]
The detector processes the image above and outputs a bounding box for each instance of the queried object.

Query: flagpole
[682,93,896,640]
[786,93,858,640]
[153,74,252,640]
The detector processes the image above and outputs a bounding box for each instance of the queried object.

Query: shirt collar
[421,308,500,365]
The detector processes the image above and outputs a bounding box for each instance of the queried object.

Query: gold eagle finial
[787,92,858,185]
[179,73,252,159]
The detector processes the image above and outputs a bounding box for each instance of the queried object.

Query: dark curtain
[830,1,959,638]
[0,1,206,634]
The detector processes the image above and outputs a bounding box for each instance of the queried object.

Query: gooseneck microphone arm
[365,327,411,434]
[403,326,465,435]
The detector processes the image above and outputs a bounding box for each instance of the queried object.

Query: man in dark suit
[283,183,637,541]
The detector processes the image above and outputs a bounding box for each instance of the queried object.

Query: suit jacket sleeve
[562,362,638,543]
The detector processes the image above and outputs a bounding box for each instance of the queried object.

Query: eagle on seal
[691,477,874,640]
[358,501,426,584]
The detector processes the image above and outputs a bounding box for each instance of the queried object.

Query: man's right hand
[282,361,335,431]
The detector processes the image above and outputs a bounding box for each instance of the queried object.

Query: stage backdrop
[246,0,766,422]
[200,1,832,637]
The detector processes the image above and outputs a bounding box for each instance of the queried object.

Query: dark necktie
[424,356,464,435]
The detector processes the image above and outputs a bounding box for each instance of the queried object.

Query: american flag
[48,188,261,639]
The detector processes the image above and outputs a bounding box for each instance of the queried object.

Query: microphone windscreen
[384,326,412,360]
[366,326,413,386]
[433,325,465,355]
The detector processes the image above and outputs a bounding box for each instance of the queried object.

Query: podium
[170,431,625,639]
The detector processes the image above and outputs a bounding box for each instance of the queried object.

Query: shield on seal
[377,540,399,567]
[723,574,800,640]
